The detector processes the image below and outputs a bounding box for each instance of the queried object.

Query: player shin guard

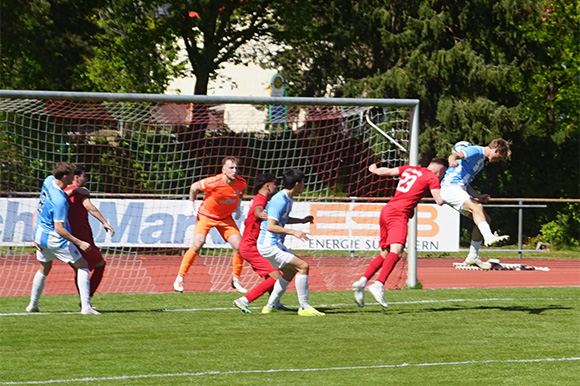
[295,274,310,309]
[29,271,47,307]
[231,251,244,279]
[246,277,276,303]
[266,277,290,309]
[90,263,105,297]
[363,255,385,280]
[468,240,483,258]
[178,248,198,277]
[77,268,91,308]
[376,252,401,284]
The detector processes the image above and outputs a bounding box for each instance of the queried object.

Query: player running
[352,158,448,308]
[174,156,247,293]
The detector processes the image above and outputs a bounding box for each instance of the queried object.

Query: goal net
[0,91,418,297]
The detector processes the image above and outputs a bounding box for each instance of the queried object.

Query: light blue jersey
[33,175,71,249]
[257,190,292,247]
[441,145,486,187]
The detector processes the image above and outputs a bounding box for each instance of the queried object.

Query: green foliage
[540,204,580,249]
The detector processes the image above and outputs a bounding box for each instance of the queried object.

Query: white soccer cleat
[233,297,252,314]
[231,279,248,294]
[484,232,510,247]
[25,304,39,313]
[464,256,492,270]
[352,280,365,307]
[368,281,388,308]
[81,306,101,315]
[173,277,184,293]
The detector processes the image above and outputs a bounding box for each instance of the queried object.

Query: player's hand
[233,205,242,220]
[104,223,115,237]
[369,164,378,173]
[78,240,91,253]
[183,200,197,217]
[479,194,491,203]
[302,215,314,224]
[293,230,310,241]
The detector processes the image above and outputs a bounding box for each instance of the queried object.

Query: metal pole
[407,103,420,288]
[518,199,523,259]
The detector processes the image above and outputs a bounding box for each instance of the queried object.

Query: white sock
[477,222,494,240]
[358,276,368,286]
[29,271,46,307]
[175,275,183,282]
[77,268,91,309]
[266,277,290,309]
[295,274,310,309]
[468,240,483,258]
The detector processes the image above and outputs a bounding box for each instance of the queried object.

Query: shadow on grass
[397,304,572,315]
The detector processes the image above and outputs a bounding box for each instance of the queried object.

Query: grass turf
[1,287,579,385]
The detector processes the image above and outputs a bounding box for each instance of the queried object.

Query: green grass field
[1,287,579,385]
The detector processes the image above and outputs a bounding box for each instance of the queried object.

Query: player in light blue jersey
[26,162,99,315]
[257,169,324,316]
[441,138,512,269]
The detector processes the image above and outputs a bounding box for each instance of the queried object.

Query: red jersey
[241,193,267,247]
[63,186,94,242]
[384,165,441,219]
[198,174,247,220]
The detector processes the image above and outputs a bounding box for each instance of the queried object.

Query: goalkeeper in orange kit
[173,156,248,293]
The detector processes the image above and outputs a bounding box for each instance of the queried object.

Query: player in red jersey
[353,158,448,308]
[232,174,283,313]
[174,156,247,293]
[64,166,115,304]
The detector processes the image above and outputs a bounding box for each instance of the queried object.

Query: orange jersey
[198,174,246,220]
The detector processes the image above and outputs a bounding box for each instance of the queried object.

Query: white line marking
[1,357,578,384]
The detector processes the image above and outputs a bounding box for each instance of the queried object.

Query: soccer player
[174,156,247,293]
[233,174,284,313]
[441,138,511,269]
[257,169,324,316]
[352,157,448,308]
[26,162,99,315]
[64,166,115,304]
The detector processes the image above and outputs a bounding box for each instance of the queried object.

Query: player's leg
[57,243,99,315]
[90,260,106,298]
[222,219,247,293]
[258,245,294,314]
[174,217,209,292]
[27,256,53,313]
[463,199,509,247]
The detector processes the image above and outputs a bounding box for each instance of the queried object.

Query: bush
[540,204,580,249]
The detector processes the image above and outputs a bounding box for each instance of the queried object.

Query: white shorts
[36,243,83,264]
[257,243,296,269]
[441,185,472,216]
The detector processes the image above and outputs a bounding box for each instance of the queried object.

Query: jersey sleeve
[266,194,284,222]
[52,195,69,223]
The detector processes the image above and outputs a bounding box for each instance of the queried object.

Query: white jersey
[441,145,486,188]
[33,175,71,249]
[257,190,292,247]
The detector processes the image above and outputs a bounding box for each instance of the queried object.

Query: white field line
[1,357,579,385]
[1,297,577,317]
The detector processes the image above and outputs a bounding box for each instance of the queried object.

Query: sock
[77,268,91,309]
[356,276,368,287]
[29,271,46,307]
[245,277,276,303]
[178,248,198,277]
[468,240,483,258]
[376,252,401,284]
[295,274,310,309]
[477,221,494,241]
[266,277,290,309]
[363,255,384,280]
[231,251,243,279]
[90,264,105,297]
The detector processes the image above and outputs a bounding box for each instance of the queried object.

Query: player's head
[487,138,512,162]
[255,173,278,198]
[282,169,305,192]
[427,157,448,180]
[52,162,76,183]
[73,165,87,187]
[222,156,239,180]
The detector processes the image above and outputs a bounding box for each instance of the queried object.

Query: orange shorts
[194,215,240,241]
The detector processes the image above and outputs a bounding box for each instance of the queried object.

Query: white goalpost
[0,90,421,295]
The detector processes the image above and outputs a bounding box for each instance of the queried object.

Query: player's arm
[233,188,246,220]
[266,218,309,241]
[448,151,465,168]
[430,189,445,206]
[183,181,202,217]
[254,205,267,221]
[467,184,490,203]
[82,194,115,236]
[369,164,400,177]
[54,221,91,252]
[287,215,314,224]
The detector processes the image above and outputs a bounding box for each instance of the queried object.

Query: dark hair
[52,162,75,179]
[282,169,305,190]
[429,157,449,168]
[254,173,277,190]
[74,165,86,176]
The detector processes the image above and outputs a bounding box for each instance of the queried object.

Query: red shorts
[379,206,409,249]
[239,242,277,278]
[80,242,105,270]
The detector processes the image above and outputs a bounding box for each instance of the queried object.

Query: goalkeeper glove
[233,205,242,220]
[183,200,197,217]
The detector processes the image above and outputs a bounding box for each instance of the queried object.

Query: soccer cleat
[233,298,252,314]
[484,232,510,247]
[231,279,248,294]
[25,304,39,313]
[173,277,184,293]
[261,305,276,314]
[80,306,101,315]
[352,280,365,307]
[368,282,388,308]
[464,256,492,270]
[297,306,325,316]
[275,301,291,311]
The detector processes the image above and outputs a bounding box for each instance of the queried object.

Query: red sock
[376,252,401,284]
[363,255,385,280]
[245,277,276,303]
[90,264,105,297]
